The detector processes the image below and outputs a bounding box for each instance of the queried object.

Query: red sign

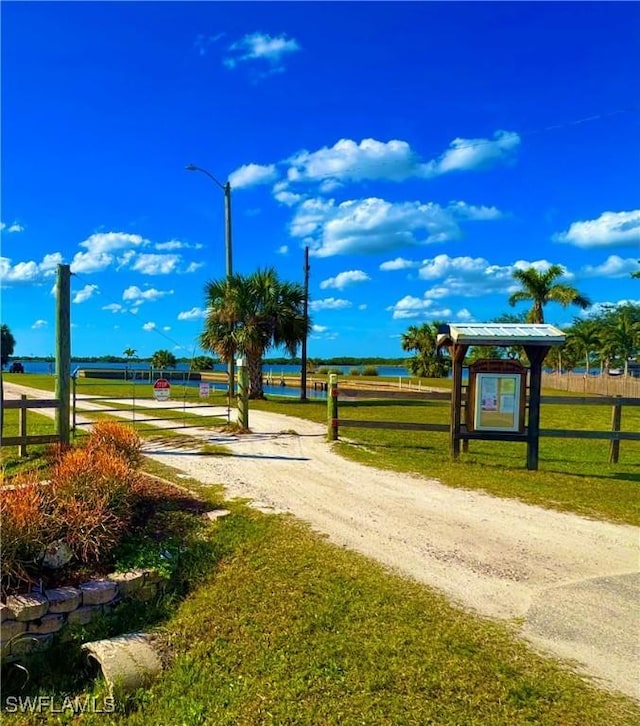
[153,378,171,401]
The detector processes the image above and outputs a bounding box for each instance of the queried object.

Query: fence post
[327,374,338,441]
[608,396,622,464]
[237,357,249,430]
[19,395,28,457]
[72,375,77,432]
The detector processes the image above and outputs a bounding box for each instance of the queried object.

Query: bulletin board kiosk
[436,323,565,470]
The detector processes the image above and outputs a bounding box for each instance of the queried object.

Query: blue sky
[2,1,639,360]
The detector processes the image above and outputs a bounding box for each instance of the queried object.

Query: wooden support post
[609,396,622,464]
[55,264,71,445]
[19,395,28,457]
[449,344,468,460]
[72,375,77,432]
[236,357,249,430]
[327,374,338,441]
[300,246,309,401]
[524,346,549,471]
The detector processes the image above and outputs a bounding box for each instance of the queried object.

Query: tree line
[401,265,639,377]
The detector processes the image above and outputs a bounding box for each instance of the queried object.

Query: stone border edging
[1,569,167,661]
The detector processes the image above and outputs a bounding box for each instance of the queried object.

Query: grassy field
[2,460,638,725]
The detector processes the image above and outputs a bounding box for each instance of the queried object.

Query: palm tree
[151,349,177,370]
[508,265,591,324]
[401,322,448,378]
[602,306,640,376]
[201,268,309,399]
[566,321,600,374]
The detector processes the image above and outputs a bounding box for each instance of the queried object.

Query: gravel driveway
[4,383,639,699]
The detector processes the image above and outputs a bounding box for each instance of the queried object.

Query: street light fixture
[186,163,235,396]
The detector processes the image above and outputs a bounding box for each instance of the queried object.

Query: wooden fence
[329,384,640,464]
[1,395,61,456]
[541,372,640,397]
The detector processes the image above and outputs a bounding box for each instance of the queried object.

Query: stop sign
[153,378,171,401]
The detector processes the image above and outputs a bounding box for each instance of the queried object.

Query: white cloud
[73,284,99,304]
[177,307,206,320]
[312,324,328,333]
[163,326,171,332]
[32,319,47,329]
[102,303,125,313]
[358,303,368,311]
[155,240,203,251]
[288,138,424,185]
[455,308,474,322]
[276,245,289,255]
[581,255,640,278]
[554,210,640,248]
[131,254,180,275]
[229,163,278,188]
[185,261,204,273]
[71,232,148,273]
[387,296,452,320]
[415,255,565,300]
[2,221,25,233]
[284,133,519,189]
[142,322,156,331]
[224,32,300,72]
[122,285,173,303]
[379,257,420,271]
[430,130,520,174]
[291,197,500,257]
[0,252,63,284]
[309,297,352,311]
[319,270,370,290]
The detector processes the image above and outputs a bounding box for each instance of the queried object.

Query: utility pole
[55,264,71,444]
[300,246,310,401]
[224,180,235,397]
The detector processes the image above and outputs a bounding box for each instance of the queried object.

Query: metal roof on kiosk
[436,323,566,348]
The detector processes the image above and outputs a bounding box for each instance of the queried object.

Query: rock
[45,586,82,613]
[107,570,147,596]
[28,613,65,635]
[5,593,48,622]
[80,580,118,606]
[41,540,74,569]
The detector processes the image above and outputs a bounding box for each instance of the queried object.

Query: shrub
[1,474,51,592]
[55,493,126,563]
[348,368,361,376]
[85,421,142,469]
[361,365,379,376]
[52,448,138,522]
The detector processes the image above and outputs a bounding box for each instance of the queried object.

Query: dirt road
[4,383,639,699]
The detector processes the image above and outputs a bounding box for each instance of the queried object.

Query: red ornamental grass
[85,421,142,469]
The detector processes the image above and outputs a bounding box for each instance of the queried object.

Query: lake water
[13,360,411,378]
[9,360,412,400]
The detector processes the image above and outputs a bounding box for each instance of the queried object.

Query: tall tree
[151,349,177,370]
[401,322,448,378]
[1,324,16,368]
[602,305,640,376]
[566,321,600,374]
[201,268,309,399]
[508,265,591,323]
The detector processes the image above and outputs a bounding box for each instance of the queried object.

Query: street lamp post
[186,163,235,396]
